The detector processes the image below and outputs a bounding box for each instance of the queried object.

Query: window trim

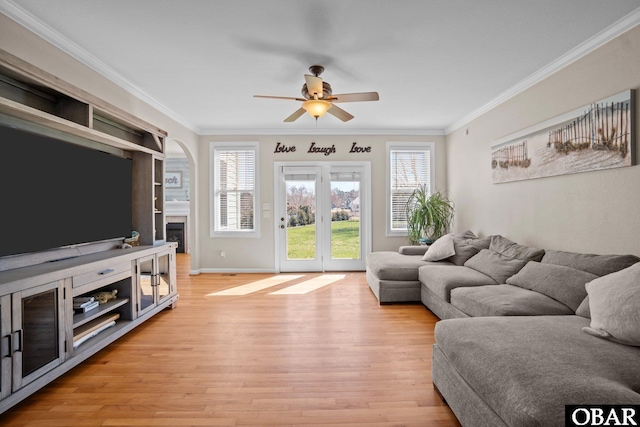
[385,141,435,237]
[210,141,260,238]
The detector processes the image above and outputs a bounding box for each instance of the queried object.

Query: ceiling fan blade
[328,92,379,103]
[304,74,324,98]
[254,95,306,102]
[284,108,306,122]
[327,104,354,122]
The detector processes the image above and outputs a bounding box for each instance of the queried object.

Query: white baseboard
[192,268,277,274]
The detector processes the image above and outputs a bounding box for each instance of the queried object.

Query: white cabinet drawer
[73,262,131,289]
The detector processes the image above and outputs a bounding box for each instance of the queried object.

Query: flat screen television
[0,123,133,258]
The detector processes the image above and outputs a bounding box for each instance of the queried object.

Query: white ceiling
[2,0,640,136]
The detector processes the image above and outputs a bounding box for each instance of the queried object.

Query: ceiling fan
[254,65,379,122]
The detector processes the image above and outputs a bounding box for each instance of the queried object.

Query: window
[386,142,434,236]
[210,142,259,237]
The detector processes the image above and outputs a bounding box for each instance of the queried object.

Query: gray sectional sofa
[365,231,640,427]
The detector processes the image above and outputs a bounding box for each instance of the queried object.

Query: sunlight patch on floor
[269,274,346,295]
[207,275,305,296]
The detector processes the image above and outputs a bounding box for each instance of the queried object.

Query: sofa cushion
[451,284,574,317]
[506,261,598,311]
[446,230,491,266]
[582,263,640,346]
[489,235,545,261]
[422,234,456,261]
[366,251,452,282]
[464,249,527,284]
[575,296,591,318]
[398,245,429,256]
[419,264,496,302]
[434,316,640,427]
[542,249,640,276]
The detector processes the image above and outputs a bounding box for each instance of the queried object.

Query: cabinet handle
[3,334,11,357]
[14,330,23,353]
[98,269,115,275]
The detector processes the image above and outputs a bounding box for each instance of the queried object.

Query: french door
[275,162,370,272]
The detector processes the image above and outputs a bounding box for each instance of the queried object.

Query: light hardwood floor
[2,254,461,426]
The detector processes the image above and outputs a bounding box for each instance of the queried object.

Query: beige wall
[197,134,446,271]
[446,25,640,257]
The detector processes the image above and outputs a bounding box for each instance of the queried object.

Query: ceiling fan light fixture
[302,99,332,118]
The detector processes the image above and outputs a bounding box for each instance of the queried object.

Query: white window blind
[389,147,432,232]
[213,145,257,234]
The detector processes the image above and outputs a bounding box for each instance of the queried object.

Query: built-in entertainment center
[0,48,178,413]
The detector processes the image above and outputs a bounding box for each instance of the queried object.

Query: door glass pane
[285,176,316,260]
[139,258,155,311]
[157,254,170,301]
[22,290,58,377]
[330,174,361,259]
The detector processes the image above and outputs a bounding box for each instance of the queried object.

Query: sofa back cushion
[490,235,545,262]
[542,250,640,277]
[464,249,527,284]
[398,245,429,256]
[506,261,598,311]
[447,230,491,266]
[575,296,591,318]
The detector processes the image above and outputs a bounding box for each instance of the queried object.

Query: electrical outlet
[220,251,225,258]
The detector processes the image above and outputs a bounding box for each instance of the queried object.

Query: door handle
[280,225,285,229]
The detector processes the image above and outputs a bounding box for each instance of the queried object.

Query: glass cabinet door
[156,252,172,304]
[12,281,64,391]
[138,256,156,315]
[0,295,11,400]
[138,252,174,316]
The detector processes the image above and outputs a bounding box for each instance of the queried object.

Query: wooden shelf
[0,48,167,148]
[0,97,162,157]
[72,298,130,329]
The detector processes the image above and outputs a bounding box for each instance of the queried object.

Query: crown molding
[0,0,200,134]
[445,6,640,135]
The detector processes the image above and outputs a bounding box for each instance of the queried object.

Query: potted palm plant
[405,186,455,245]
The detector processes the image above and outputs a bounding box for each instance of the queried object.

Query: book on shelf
[74,300,99,313]
[73,313,120,349]
[73,296,95,308]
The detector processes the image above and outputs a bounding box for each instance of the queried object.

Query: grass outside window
[287,221,360,259]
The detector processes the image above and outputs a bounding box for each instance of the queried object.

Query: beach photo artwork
[491,90,634,184]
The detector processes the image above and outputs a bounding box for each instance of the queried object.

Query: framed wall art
[165,171,182,188]
[491,90,635,184]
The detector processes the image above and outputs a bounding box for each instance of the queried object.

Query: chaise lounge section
[433,314,640,427]
[365,231,640,427]
[365,245,454,303]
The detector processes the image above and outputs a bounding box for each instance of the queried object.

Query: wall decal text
[308,142,336,156]
[274,142,296,153]
[349,142,371,153]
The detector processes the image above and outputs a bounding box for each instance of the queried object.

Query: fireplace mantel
[165,201,190,216]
